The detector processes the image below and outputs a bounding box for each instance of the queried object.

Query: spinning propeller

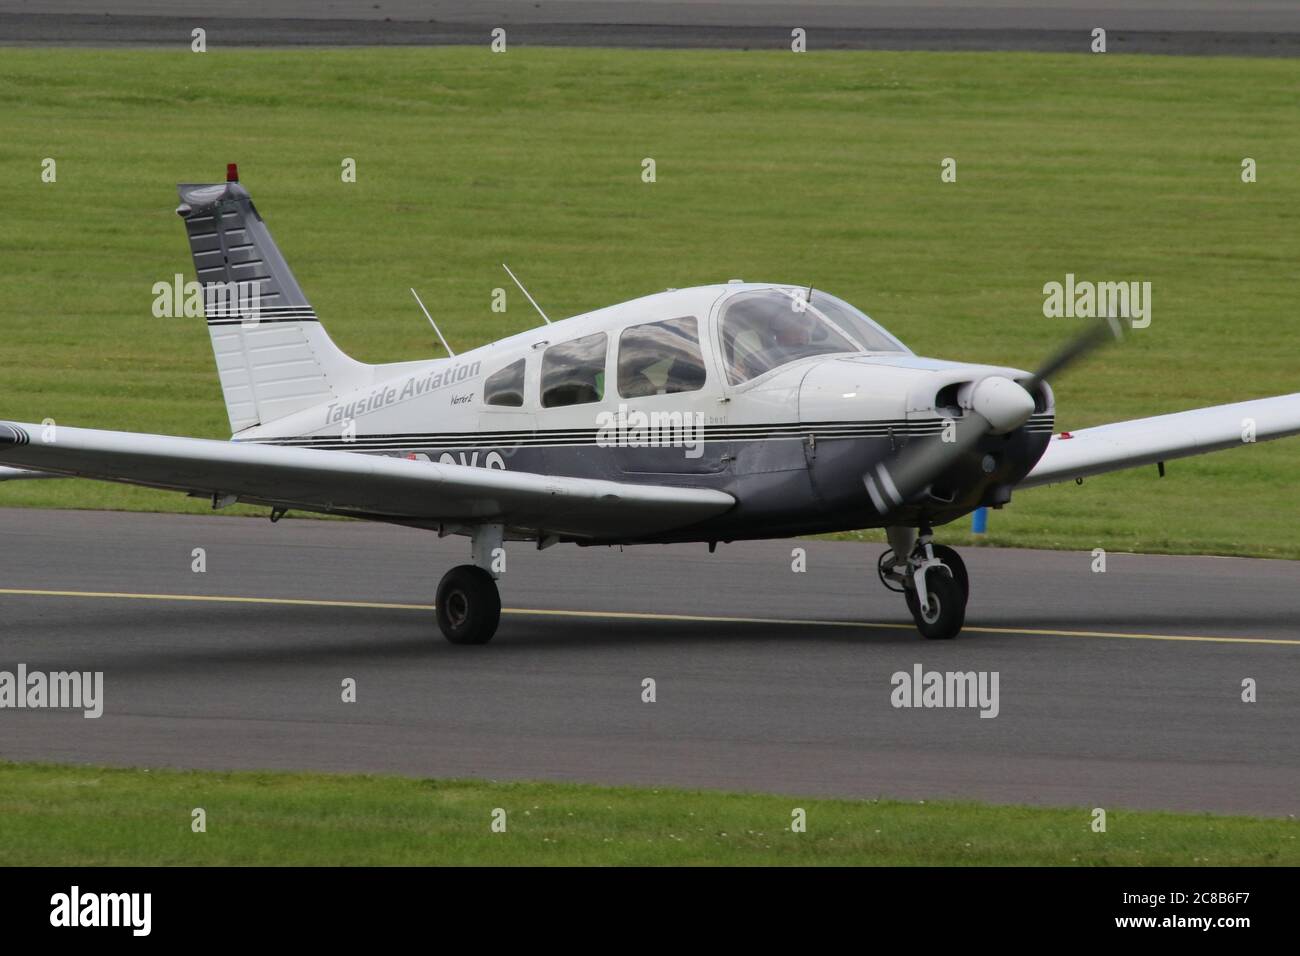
[864,316,1123,516]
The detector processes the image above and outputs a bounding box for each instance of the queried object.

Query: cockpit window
[801,289,908,354]
[719,289,859,385]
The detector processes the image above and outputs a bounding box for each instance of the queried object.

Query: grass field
[0,48,1297,556]
[0,761,1293,866]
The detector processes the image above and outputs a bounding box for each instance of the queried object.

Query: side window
[618,316,706,398]
[541,332,607,408]
[484,359,525,407]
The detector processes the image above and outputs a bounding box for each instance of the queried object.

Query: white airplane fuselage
[236,282,1055,543]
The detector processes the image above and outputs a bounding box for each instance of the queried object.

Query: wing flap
[1019,393,1300,488]
[0,421,734,539]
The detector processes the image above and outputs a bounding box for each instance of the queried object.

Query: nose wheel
[926,543,969,602]
[879,535,969,640]
[903,567,965,639]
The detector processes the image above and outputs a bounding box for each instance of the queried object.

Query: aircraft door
[614,315,730,476]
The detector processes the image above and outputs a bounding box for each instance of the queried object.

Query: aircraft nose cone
[969,375,1036,434]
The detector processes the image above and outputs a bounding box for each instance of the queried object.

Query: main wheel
[930,544,969,601]
[904,566,966,640]
[436,565,501,645]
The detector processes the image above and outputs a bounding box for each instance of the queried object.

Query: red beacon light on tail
[226,163,239,183]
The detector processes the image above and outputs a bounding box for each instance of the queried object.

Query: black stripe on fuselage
[236,415,1055,450]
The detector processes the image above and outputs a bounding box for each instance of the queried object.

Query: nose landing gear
[879,526,969,640]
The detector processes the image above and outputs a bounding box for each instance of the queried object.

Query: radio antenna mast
[502,263,552,325]
[409,287,456,357]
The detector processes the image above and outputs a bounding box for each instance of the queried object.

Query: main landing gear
[435,524,503,645]
[878,525,969,640]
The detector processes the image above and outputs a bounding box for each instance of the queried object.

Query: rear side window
[541,332,607,408]
[484,359,525,407]
[618,316,706,398]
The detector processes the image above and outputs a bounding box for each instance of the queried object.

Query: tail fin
[176,168,370,434]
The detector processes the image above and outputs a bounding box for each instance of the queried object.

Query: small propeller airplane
[3,167,1298,643]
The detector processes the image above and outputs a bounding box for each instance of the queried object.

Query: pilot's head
[772,311,810,347]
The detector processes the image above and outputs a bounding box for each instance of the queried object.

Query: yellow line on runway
[0,587,432,611]
[0,586,1296,646]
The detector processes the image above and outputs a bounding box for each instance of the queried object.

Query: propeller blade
[865,316,1124,517]
[865,413,988,514]
[1022,314,1123,394]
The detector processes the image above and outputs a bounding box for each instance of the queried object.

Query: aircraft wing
[1018,393,1300,489]
[0,421,734,539]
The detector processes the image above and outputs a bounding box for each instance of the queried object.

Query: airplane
[2,166,1298,644]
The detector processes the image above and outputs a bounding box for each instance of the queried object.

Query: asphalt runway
[0,506,1296,815]
[2,0,1299,55]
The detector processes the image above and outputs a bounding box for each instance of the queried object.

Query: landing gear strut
[878,526,969,640]
[435,524,503,645]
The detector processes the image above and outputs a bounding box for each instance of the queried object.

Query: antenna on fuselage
[502,263,552,325]
[409,287,456,357]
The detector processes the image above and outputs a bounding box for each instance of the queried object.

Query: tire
[904,566,966,640]
[435,565,501,645]
[930,544,969,601]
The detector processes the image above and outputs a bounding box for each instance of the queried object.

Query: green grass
[0,761,1293,865]
[1,48,1297,555]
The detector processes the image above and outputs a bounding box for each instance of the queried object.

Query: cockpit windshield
[719,287,907,385]
[803,289,908,355]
